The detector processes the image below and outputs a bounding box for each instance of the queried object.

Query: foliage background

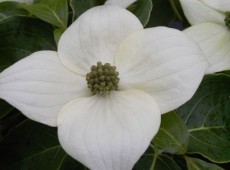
[0,0,229,169]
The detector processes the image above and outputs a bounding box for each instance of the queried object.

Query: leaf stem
[149,146,159,170]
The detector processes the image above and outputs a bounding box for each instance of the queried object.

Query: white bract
[0,0,33,4]
[179,0,230,73]
[0,5,208,170]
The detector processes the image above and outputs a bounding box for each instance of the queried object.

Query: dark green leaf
[0,100,14,119]
[155,155,182,170]
[0,12,56,71]
[0,120,85,170]
[59,156,86,170]
[177,74,230,163]
[0,1,28,20]
[127,0,153,26]
[133,147,154,170]
[70,0,105,22]
[186,157,224,170]
[167,0,183,21]
[146,0,174,28]
[20,3,67,29]
[35,0,68,27]
[54,28,65,44]
[153,111,189,154]
[0,111,26,143]
[133,147,181,170]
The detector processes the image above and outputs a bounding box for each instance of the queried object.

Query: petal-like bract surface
[0,51,89,126]
[179,0,225,25]
[105,0,137,8]
[115,27,208,114]
[58,90,161,170]
[58,5,143,75]
[184,23,230,74]
[201,0,230,12]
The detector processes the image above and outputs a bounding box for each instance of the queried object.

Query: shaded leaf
[133,147,181,170]
[167,0,183,21]
[153,111,189,154]
[20,3,68,29]
[133,147,154,170]
[59,156,86,170]
[70,0,105,22]
[146,0,188,29]
[0,100,14,119]
[146,0,174,28]
[127,0,153,26]
[177,73,230,163]
[0,10,56,72]
[186,157,224,170]
[0,120,85,170]
[155,155,182,170]
[35,0,68,27]
[0,1,28,21]
[54,28,65,44]
[0,111,25,143]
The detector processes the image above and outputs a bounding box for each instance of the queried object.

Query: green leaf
[145,0,186,30]
[133,147,181,170]
[186,157,224,170]
[0,1,28,21]
[127,0,153,26]
[35,0,68,26]
[0,100,14,119]
[70,0,106,22]
[0,11,56,71]
[54,28,65,44]
[133,147,154,170]
[153,111,189,154]
[146,0,174,28]
[0,111,25,143]
[155,155,182,170]
[177,73,230,163]
[58,156,86,170]
[0,120,85,169]
[167,0,184,22]
[20,1,68,29]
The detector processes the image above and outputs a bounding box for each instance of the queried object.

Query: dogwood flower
[0,5,208,170]
[0,0,33,4]
[179,0,230,73]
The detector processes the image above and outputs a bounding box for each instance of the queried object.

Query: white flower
[0,5,208,170]
[179,0,230,73]
[0,0,33,4]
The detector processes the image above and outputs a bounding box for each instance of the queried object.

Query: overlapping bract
[179,0,230,73]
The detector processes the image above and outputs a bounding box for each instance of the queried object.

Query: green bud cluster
[225,11,230,29]
[86,62,120,95]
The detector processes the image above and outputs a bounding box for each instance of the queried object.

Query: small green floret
[86,62,120,95]
[225,11,230,29]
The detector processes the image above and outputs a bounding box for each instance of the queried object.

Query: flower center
[86,62,120,95]
[225,11,230,29]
